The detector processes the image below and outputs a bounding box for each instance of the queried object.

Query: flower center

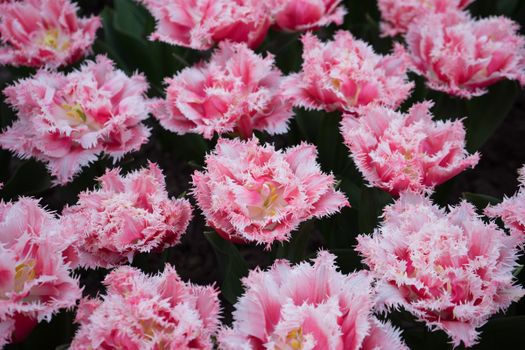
[275,328,304,350]
[41,29,70,50]
[247,182,286,220]
[62,103,88,123]
[14,260,37,293]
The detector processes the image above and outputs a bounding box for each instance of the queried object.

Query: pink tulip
[219,251,408,350]
[192,138,349,247]
[284,31,413,113]
[405,11,525,98]
[0,198,81,348]
[60,162,192,269]
[340,102,479,195]
[0,0,100,67]
[271,0,346,32]
[71,265,220,350]
[139,0,270,50]
[0,55,151,185]
[152,41,293,139]
[357,192,525,348]
[378,0,473,36]
[485,166,525,243]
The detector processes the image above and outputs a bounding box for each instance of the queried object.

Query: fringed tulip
[340,102,479,195]
[357,193,525,348]
[283,31,413,113]
[60,162,192,269]
[139,0,270,50]
[0,198,81,348]
[0,0,100,67]
[0,55,151,185]
[192,138,349,246]
[485,166,525,242]
[377,0,473,36]
[218,251,408,350]
[271,0,347,32]
[152,41,293,139]
[405,12,525,98]
[70,265,220,350]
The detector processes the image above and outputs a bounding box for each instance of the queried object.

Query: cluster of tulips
[0,0,524,349]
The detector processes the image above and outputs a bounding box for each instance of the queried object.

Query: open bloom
[405,12,525,98]
[139,0,270,50]
[192,138,348,246]
[0,198,81,348]
[70,265,220,350]
[356,193,525,348]
[485,166,525,241]
[60,162,192,269]
[283,31,413,113]
[218,251,408,350]
[0,55,151,185]
[0,0,100,67]
[271,0,347,32]
[152,41,293,139]
[377,0,473,37]
[340,102,479,195]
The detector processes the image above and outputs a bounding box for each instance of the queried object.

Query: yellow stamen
[41,29,70,50]
[62,103,87,123]
[14,260,37,293]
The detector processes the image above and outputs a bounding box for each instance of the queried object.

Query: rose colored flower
[60,162,192,269]
[70,265,220,350]
[0,55,151,185]
[377,0,473,37]
[356,192,525,348]
[271,0,347,32]
[218,251,408,350]
[283,31,413,113]
[405,12,525,98]
[0,198,81,348]
[152,41,293,139]
[139,0,270,50]
[0,0,100,67]
[192,138,348,246]
[340,102,479,195]
[485,166,525,241]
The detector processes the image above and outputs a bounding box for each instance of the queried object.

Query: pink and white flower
[139,0,270,50]
[0,55,151,185]
[340,102,479,195]
[152,41,293,139]
[60,162,192,269]
[0,0,100,67]
[356,192,525,348]
[485,166,525,241]
[70,265,220,350]
[405,12,525,98]
[0,198,81,348]
[283,31,413,113]
[192,138,349,246]
[218,251,408,350]
[271,0,347,32]
[377,0,473,37]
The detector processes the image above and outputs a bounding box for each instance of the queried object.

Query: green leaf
[113,0,151,40]
[358,186,392,234]
[513,265,523,277]
[2,160,51,199]
[462,192,501,211]
[465,80,520,152]
[330,249,364,273]
[473,316,525,349]
[204,231,249,304]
